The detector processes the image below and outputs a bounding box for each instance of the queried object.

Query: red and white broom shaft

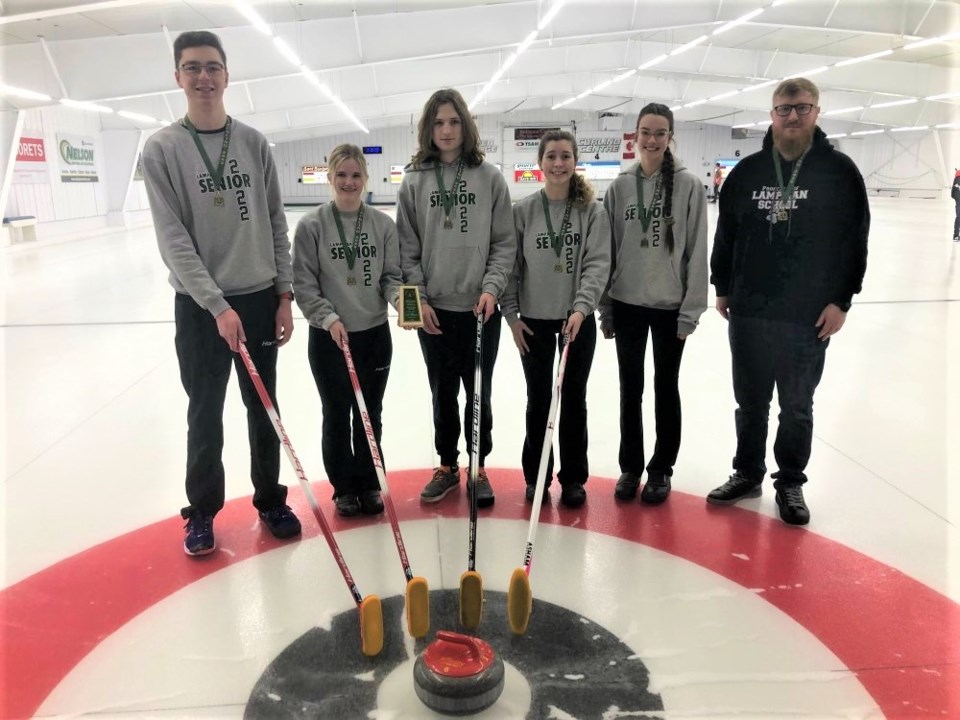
[341,340,415,582]
[523,335,571,576]
[238,342,364,606]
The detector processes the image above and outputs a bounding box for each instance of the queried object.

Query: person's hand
[275,297,294,347]
[562,311,585,343]
[329,320,348,349]
[420,303,442,335]
[815,303,847,340]
[715,296,730,320]
[600,321,615,340]
[511,320,533,355]
[474,292,497,322]
[216,307,245,352]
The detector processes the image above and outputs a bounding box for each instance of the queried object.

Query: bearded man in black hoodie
[707,77,869,526]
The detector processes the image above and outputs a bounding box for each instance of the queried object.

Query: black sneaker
[775,484,810,526]
[259,504,302,539]
[420,466,460,503]
[467,468,495,508]
[640,474,671,505]
[614,472,640,501]
[525,484,550,503]
[706,472,762,505]
[183,512,215,557]
[359,489,385,515]
[560,483,586,508]
[335,494,360,517]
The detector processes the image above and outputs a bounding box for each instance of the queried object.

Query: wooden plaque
[398,285,424,328]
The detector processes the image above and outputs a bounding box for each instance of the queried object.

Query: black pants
[954,198,959,238]
[520,315,596,487]
[418,308,501,468]
[613,301,686,477]
[174,289,287,519]
[308,322,392,498]
[729,314,828,485]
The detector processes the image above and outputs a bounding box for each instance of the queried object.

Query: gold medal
[444,216,453,229]
[555,263,564,273]
[347,275,357,286]
[214,193,224,207]
[777,209,788,221]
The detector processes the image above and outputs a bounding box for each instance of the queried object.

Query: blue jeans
[729,315,827,485]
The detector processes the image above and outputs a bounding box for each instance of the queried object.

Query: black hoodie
[710,126,869,325]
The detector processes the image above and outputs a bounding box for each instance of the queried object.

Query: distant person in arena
[708,77,869,526]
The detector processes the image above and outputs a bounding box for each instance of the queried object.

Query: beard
[773,124,815,159]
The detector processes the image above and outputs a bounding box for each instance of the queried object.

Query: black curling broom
[459,311,485,630]
[239,342,383,657]
[341,338,430,638]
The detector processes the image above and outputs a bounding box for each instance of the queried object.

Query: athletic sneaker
[183,512,215,557]
[359,489,385,515]
[467,468,495,508]
[706,472,762,505]
[614,472,640,501]
[560,483,586,508]
[775,484,810,526]
[640,474,671,505]
[259,504,302,539]
[421,465,460,503]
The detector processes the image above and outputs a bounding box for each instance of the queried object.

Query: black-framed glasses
[179,62,225,76]
[773,103,816,117]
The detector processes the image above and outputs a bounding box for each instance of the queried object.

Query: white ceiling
[1,0,958,143]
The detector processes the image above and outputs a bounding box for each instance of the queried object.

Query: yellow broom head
[507,567,532,635]
[458,570,484,630]
[359,595,384,657]
[405,576,430,638]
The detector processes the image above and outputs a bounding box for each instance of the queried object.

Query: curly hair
[537,129,596,207]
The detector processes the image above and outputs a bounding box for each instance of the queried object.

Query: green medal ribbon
[539,190,574,259]
[182,115,232,206]
[772,145,810,218]
[634,167,663,234]
[433,157,465,227]
[331,202,366,271]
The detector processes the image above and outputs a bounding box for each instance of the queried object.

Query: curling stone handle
[436,631,482,660]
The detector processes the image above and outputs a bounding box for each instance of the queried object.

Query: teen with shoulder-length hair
[293,144,402,517]
[600,103,708,506]
[396,88,516,508]
[502,130,611,507]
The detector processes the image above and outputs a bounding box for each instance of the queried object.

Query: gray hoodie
[293,203,401,332]
[396,159,516,312]
[502,193,611,324]
[600,159,708,336]
[142,119,292,317]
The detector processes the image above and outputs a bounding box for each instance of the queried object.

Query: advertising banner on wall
[513,127,561,150]
[13,134,49,184]
[576,132,623,160]
[478,138,499,154]
[390,165,405,184]
[301,165,329,184]
[514,163,544,183]
[57,134,99,182]
[579,161,621,181]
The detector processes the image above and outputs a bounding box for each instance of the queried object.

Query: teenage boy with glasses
[142,30,301,556]
[708,77,869,526]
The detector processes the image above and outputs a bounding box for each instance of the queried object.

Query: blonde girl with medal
[599,103,708,506]
[502,130,611,507]
[396,88,516,507]
[142,30,301,556]
[293,144,403,517]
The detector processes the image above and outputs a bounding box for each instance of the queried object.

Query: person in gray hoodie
[293,144,402,518]
[599,103,708,505]
[142,30,301,557]
[396,88,516,507]
[503,130,611,508]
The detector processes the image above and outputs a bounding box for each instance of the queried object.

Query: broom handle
[467,311,483,572]
[341,339,415,583]
[523,335,571,575]
[238,342,364,607]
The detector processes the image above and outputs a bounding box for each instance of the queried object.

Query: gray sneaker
[466,468,495,508]
[421,466,460,503]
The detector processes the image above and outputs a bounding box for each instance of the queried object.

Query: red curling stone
[413,631,505,715]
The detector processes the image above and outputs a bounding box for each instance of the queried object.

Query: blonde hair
[327,144,368,182]
[537,130,595,207]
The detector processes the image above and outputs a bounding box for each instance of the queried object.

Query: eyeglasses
[773,103,816,117]
[638,129,670,140]
[179,62,225,76]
